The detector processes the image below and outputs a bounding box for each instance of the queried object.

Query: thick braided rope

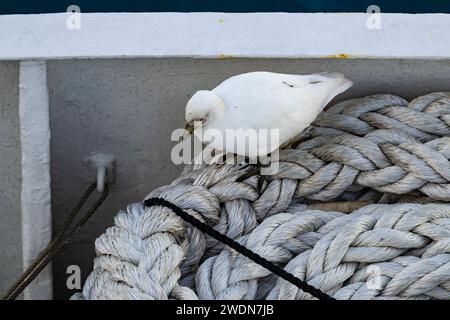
[313,93,450,141]
[73,92,450,300]
[195,209,345,299]
[267,204,450,300]
[277,130,450,201]
[195,203,450,300]
[333,252,450,300]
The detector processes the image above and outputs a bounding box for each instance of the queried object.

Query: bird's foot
[236,162,270,194]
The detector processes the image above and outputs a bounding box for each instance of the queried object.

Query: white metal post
[18,60,52,300]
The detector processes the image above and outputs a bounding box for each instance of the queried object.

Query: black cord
[144,197,335,301]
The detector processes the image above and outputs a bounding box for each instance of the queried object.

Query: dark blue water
[1,0,449,15]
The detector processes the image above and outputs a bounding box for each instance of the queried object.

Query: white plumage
[185,71,352,158]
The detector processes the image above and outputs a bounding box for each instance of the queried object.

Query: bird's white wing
[212,71,351,130]
[214,71,313,93]
[205,71,352,156]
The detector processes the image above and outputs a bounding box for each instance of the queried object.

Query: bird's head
[185,90,225,134]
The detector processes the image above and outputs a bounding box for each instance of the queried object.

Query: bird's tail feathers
[309,73,353,106]
[309,71,347,81]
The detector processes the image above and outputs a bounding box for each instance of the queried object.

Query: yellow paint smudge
[326,53,350,59]
[219,54,233,59]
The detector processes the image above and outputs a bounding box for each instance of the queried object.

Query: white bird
[185,71,352,159]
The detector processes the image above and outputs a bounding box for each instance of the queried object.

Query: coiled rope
[144,197,334,300]
[72,92,450,300]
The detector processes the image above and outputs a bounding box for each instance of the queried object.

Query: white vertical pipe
[18,60,52,300]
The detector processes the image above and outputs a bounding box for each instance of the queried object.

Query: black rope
[144,197,335,301]
[2,183,110,300]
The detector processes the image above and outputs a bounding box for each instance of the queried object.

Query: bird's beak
[185,121,194,135]
[183,121,194,141]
